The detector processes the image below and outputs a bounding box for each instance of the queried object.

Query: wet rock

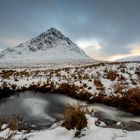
[96,119,140,131]
[120,121,140,131]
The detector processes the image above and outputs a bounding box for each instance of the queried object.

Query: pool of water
[0,91,140,129]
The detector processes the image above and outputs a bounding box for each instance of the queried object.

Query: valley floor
[0,61,140,139]
[0,61,140,114]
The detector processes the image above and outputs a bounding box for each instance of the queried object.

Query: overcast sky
[0,0,140,60]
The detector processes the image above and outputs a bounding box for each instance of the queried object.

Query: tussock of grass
[62,104,87,130]
[94,78,104,89]
[106,70,117,81]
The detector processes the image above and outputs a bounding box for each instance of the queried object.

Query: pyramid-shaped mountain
[0,28,93,64]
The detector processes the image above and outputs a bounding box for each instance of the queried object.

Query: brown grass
[119,88,140,114]
[0,70,15,79]
[106,70,117,81]
[113,82,126,94]
[57,83,79,95]
[0,114,31,131]
[62,104,87,130]
[93,79,104,92]
[94,79,103,88]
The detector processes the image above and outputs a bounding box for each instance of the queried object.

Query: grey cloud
[0,0,140,58]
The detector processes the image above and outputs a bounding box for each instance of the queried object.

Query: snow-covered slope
[0,28,93,65]
[117,55,140,62]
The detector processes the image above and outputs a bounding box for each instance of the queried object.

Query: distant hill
[116,55,140,62]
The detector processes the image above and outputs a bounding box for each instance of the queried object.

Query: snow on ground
[1,115,140,140]
[0,60,96,69]
[0,62,140,98]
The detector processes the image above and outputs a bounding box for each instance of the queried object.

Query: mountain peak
[44,27,64,38]
[0,27,91,64]
[47,27,61,34]
[29,27,69,47]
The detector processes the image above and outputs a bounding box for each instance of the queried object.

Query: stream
[0,91,140,129]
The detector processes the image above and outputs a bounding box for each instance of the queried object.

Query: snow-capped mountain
[0,28,92,65]
[117,55,140,62]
